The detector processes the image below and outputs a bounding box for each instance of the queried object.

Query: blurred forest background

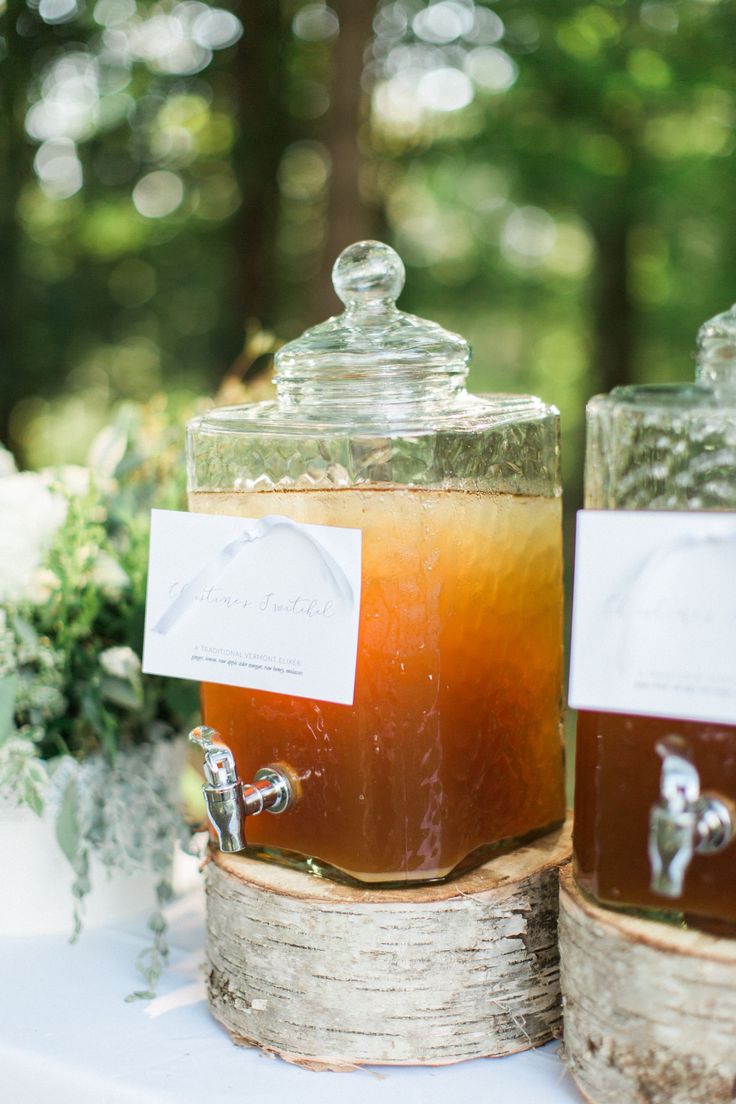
[2,0,735,512]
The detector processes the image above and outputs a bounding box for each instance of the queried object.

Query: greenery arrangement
[0,398,201,997]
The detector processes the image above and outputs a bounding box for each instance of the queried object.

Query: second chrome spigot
[189,726,293,852]
[648,738,733,899]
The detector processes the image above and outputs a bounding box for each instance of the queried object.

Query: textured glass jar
[187,242,565,886]
[575,304,736,929]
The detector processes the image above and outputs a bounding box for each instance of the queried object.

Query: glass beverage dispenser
[187,242,565,886]
[574,303,736,928]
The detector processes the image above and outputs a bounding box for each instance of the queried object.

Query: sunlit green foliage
[2,0,735,507]
[367,1,736,494]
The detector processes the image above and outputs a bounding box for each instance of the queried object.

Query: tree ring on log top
[204,815,572,1069]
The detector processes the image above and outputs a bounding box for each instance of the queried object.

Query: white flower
[0,474,67,604]
[91,553,130,599]
[0,446,17,478]
[27,683,67,722]
[99,646,141,681]
[87,424,127,488]
[26,568,61,606]
[40,465,91,497]
[99,646,143,711]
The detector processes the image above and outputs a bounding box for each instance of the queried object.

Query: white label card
[142,509,362,706]
[569,510,736,725]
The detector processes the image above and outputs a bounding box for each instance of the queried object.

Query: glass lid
[593,301,736,413]
[196,240,551,435]
[276,240,469,383]
[696,302,736,394]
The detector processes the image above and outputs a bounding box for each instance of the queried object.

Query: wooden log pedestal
[559,866,736,1104]
[204,815,572,1070]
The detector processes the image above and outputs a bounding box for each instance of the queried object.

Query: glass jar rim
[607,383,717,408]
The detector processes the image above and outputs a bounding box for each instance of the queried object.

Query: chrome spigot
[648,739,733,899]
[189,726,293,852]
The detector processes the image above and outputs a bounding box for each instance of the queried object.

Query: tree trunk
[0,0,37,449]
[590,212,634,395]
[232,2,292,333]
[205,816,572,1069]
[315,0,378,320]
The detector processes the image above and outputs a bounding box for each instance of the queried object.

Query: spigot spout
[648,739,733,899]
[649,800,697,898]
[189,726,294,853]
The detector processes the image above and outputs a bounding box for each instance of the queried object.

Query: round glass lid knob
[332,241,406,309]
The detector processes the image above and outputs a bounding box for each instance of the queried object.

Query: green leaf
[23,781,44,816]
[12,615,38,653]
[79,688,118,759]
[0,674,18,743]
[100,674,143,711]
[0,735,46,814]
[160,677,199,725]
[55,781,80,866]
[125,989,155,1003]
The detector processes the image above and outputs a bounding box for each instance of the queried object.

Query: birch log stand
[204,815,572,1070]
[559,865,736,1104]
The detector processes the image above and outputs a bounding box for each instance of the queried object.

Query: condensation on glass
[187,241,566,886]
[575,303,736,930]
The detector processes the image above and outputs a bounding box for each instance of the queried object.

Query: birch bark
[205,818,571,1069]
[560,865,736,1104]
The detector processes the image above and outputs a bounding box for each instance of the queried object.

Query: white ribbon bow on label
[153,514,355,637]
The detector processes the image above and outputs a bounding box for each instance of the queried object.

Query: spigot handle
[189,725,295,854]
[190,725,238,788]
[649,739,734,899]
[189,726,247,851]
[189,725,217,752]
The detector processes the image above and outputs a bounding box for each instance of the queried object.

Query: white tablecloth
[0,884,582,1104]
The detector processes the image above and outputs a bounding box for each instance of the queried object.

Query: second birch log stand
[559,865,736,1104]
[204,815,572,1070]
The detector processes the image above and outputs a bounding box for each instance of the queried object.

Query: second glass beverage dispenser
[187,241,566,886]
[574,303,736,927]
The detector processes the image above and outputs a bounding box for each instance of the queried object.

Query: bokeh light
[38,0,78,24]
[5,0,736,537]
[464,46,517,93]
[132,171,184,218]
[412,2,474,45]
[34,139,84,199]
[501,207,557,268]
[418,67,474,112]
[293,4,339,43]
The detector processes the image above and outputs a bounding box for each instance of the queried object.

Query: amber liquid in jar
[191,485,566,885]
[575,709,736,929]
